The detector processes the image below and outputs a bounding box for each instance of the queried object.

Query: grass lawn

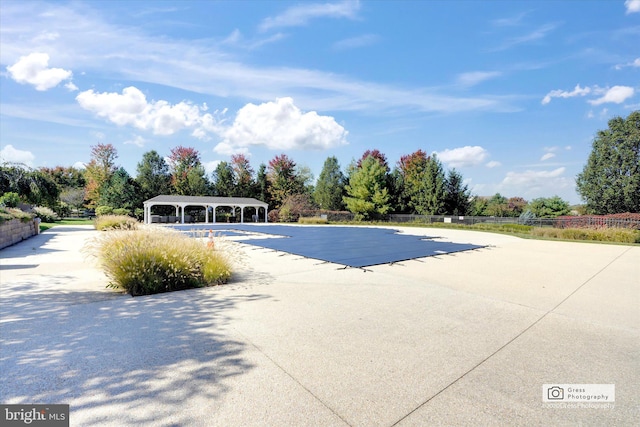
[40,218,94,232]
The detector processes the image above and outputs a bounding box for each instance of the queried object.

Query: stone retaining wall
[0,218,39,250]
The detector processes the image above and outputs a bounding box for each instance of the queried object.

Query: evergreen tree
[100,167,140,210]
[444,169,471,215]
[343,155,391,220]
[313,156,345,210]
[211,161,235,196]
[135,150,171,200]
[576,110,640,213]
[256,163,270,203]
[413,154,446,215]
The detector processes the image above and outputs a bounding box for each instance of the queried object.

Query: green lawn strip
[40,218,94,232]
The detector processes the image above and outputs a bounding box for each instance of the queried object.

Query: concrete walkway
[1,225,638,426]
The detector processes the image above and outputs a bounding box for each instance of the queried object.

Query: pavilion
[143,195,268,224]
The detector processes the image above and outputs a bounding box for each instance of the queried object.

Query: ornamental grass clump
[94,214,139,231]
[89,227,232,296]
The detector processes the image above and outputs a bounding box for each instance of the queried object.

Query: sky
[1,0,639,205]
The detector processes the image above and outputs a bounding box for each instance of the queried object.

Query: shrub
[268,210,280,223]
[471,223,533,233]
[298,216,329,225]
[94,215,139,231]
[532,227,640,244]
[88,227,232,296]
[33,206,59,222]
[0,192,21,208]
[112,208,131,216]
[95,206,114,216]
[0,207,34,223]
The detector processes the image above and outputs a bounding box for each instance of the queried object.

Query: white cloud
[486,160,501,168]
[259,0,360,31]
[456,71,502,87]
[76,86,223,138]
[0,2,515,116]
[540,152,556,161]
[0,144,35,166]
[436,146,488,168]
[214,97,348,155]
[124,135,147,147]
[221,28,287,50]
[502,167,565,184]
[491,11,530,27]
[64,82,78,91]
[500,167,572,196]
[492,23,558,51]
[615,58,640,69]
[333,34,379,50]
[542,84,591,105]
[588,86,635,106]
[625,0,640,14]
[6,52,73,91]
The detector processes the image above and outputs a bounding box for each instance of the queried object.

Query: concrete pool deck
[1,225,638,426]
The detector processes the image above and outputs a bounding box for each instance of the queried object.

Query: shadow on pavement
[0,281,271,425]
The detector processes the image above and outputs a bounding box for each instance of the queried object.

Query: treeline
[0,143,573,221]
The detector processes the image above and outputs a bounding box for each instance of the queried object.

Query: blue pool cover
[171,224,485,268]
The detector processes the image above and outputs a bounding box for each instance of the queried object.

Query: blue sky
[1,0,639,204]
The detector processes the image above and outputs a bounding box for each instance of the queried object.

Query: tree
[528,196,570,218]
[256,163,270,203]
[507,197,528,217]
[84,143,118,208]
[484,193,509,216]
[0,164,59,207]
[470,196,489,216]
[231,154,255,198]
[397,149,429,214]
[413,154,446,215]
[357,149,390,172]
[59,187,86,213]
[297,165,315,196]
[99,167,140,211]
[136,151,171,200]
[279,193,316,222]
[39,166,86,190]
[168,146,209,195]
[343,155,391,220]
[313,156,345,210]
[389,168,409,213]
[267,154,304,209]
[576,110,640,214]
[211,161,235,197]
[444,169,471,215]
